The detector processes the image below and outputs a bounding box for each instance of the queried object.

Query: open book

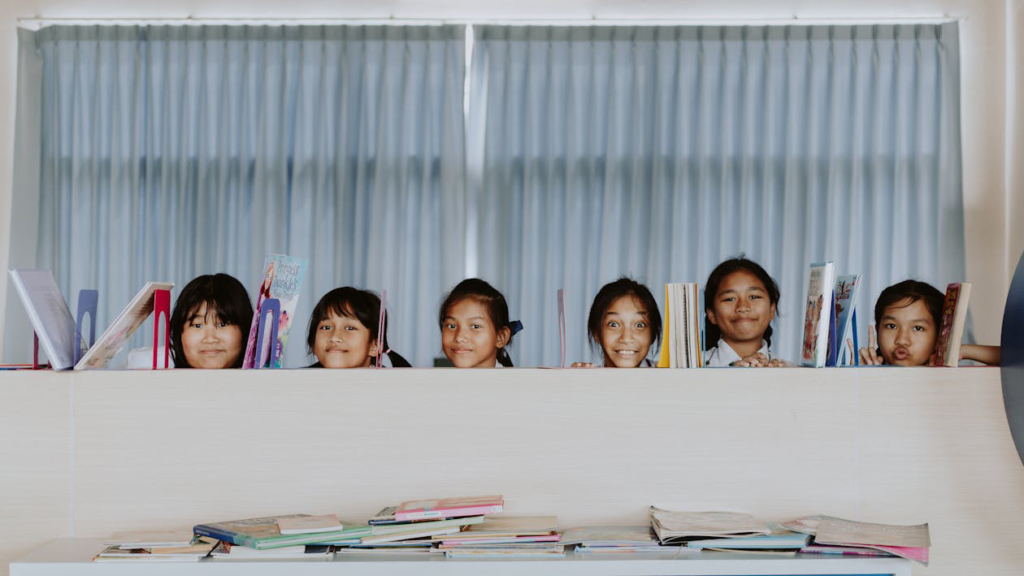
[8,269,83,370]
[75,282,174,370]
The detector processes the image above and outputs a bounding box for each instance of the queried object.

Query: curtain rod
[17,15,961,30]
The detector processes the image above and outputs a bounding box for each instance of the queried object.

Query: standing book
[657,282,703,368]
[74,281,174,369]
[8,269,83,370]
[932,282,972,366]
[832,274,862,366]
[801,262,835,367]
[243,254,308,369]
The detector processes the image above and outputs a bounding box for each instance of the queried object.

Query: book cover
[801,262,835,367]
[833,274,862,366]
[74,281,175,370]
[243,254,308,369]
[394,495,504,521]
[8,269,82,370]
[932,282,972,367]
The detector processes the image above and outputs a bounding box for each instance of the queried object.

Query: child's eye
[722,297,735,303]
[218,321,230,328]
[750,294,762,300]
[345,325,357,331]
[190,323,203,329]
[445,323,456,330]
[884,323,897,330]
[607,321,620,328]
[319,324,332,331]
[913,326,926,332]
[636,322,647,329]
[471,324,482,330]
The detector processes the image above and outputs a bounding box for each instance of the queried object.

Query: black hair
[170,273,254,368]
[586,277,662,363]
[438,278,517,367]
[305,287,411,368]
[703,256,782,350]
[874,280,945,330]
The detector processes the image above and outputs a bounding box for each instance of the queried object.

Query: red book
[394,495,504,522]
[932,283,972,367]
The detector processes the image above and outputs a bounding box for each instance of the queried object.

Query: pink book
[395,495,504,521]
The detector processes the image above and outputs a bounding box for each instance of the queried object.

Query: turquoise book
[685,532,811,550]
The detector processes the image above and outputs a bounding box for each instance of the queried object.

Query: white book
[75,281,174,370]
[8,269,83,370]
[277,514,343,535]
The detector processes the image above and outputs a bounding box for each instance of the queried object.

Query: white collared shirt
[703,338,772,367]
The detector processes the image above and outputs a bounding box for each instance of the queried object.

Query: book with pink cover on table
[395,495,504,521]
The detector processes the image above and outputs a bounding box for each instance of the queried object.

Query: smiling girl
[573,278,662,368]
[703,257,785,367]
[438,278,522,368]
[306,287,410,368]
[169,274,254,369]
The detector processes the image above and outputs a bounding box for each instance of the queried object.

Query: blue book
[686,532,811,550]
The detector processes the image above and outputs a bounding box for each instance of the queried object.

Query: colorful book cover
[932,283,972,367]
[801,262,835,367]
[242,254,308,369]
[833,274,862,366]
[8,269,82,370]
[394,495,504,521]
[193,514,353,549]
[75,281,175,370]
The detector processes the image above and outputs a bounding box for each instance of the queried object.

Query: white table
[11,538,912,576]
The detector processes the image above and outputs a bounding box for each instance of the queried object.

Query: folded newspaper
[649,507,770,544]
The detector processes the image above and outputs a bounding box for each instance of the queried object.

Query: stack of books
[434,515,562,558]
[193,514,355,551]
[209,542,332,560]
[561,525,664,553]
[331,495,505,555]
[92,532,217,563]
[783,515,931,565]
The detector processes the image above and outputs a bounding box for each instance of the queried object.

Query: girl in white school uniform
[703,257,787,367]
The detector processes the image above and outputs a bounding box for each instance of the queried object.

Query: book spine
[395,504,503,522]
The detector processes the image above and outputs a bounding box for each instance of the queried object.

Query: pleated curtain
[468,24,964,366]
[8,25,467,367]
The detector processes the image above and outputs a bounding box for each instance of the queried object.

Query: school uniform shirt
[702,338,773,367]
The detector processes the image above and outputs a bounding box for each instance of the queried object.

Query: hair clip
[508,320,524,336]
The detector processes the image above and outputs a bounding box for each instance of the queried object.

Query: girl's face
[313,309,376,369]
[877,298,936,366]
[707,270,776,347]
[181,302,244,369]
[441,298,510,368]
[597,295,653,368]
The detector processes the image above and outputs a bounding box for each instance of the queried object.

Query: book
[243,254,308,369]
[439,516,558,539]
[443,545,565,558]
[193,514,355,549]
[781,515,930,565]
[277,514,343,535]
[832,274,862,366]
[74,281,175,370]
[649,507,770,544]
[104,530,197,549]
[685,532,810,550]
[209,541,331,560]
[560,525,658,547]
[933,282,972,367]
[370,515,485,537]
[657,282,703,368]
[92,538,216,562]
[801,262,835,367]
[394,495,504,521]
[8,269,83,370]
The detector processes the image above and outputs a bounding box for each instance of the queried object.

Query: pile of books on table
[93,532,218,562]
[433,515,562,558]
[561,525,664,553]
[649,507,930,565]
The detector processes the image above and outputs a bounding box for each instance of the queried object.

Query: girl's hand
[859,325,884,365]
[570,362,595,368]
[733,353,769,367]
[765,358,787,367]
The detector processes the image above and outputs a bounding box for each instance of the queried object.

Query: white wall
[0,0,1014,353]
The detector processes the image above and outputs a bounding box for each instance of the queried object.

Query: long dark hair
[874,280,944,330]
[305,287,411,367]
[170,274,254,368]
[703,257,781,350]
[586,277,662,362]
[438,278,517,367]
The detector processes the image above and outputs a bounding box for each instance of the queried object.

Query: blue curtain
[8,25,467,367]
[468,24,964,366]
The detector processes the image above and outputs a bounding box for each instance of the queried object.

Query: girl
[573,277,662,368]
[703,257,786,367]
[169,274,254,369]
[438,278,521,368]
[306,287,411,368]
[859,280,1000,366]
